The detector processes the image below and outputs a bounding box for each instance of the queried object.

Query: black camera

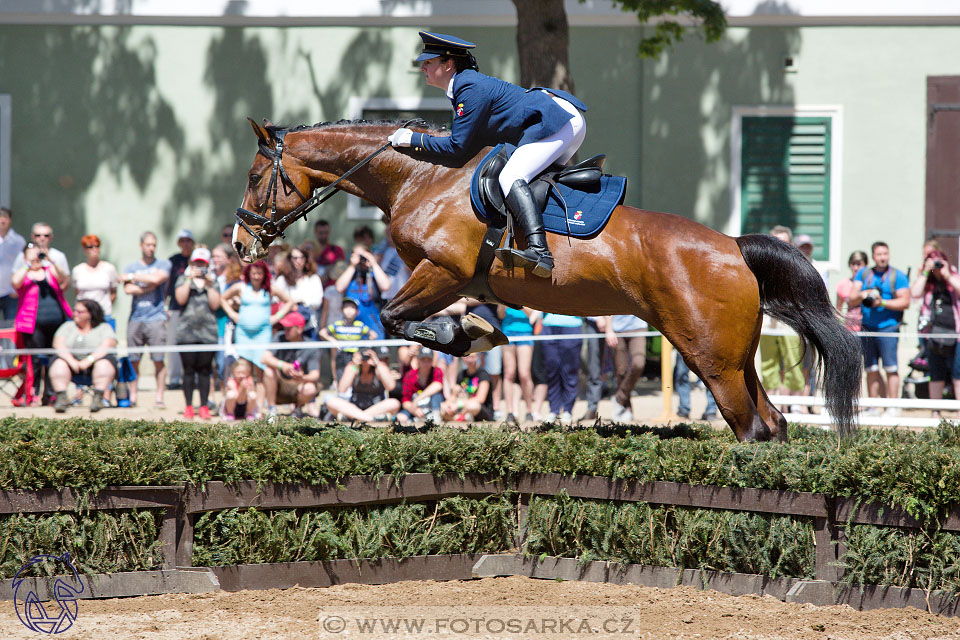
[934,260,944,269]
[861,295,878,308]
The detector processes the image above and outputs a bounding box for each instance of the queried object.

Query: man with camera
[849,241,911,410]
[261,311,321,418]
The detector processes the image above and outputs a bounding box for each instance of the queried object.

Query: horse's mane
[265,119,448,137]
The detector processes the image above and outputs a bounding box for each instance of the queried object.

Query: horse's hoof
[462,313,494,339]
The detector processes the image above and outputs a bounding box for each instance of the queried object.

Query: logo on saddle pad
[456,103,464,117]
[574,211,583,220]
[567,210,586,227]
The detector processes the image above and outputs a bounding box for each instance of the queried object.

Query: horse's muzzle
[235,238,268,263]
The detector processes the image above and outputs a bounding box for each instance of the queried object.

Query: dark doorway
[926,76,960,266]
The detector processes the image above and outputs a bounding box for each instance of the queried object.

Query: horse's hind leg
[674,327,779,443]
[743,341,789,441]
[701,372,772,442]
[380,259,508,356]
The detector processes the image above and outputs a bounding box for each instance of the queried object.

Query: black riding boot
[496,179,554,278]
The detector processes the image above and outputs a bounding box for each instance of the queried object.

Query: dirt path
[1,576,958,639]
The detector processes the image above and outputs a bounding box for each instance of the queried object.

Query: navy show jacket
[411,69,587,162]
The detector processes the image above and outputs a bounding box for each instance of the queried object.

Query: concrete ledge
[473,555,798,599]
[0,569,219,601]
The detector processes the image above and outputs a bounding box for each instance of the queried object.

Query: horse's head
[233,118,314,263]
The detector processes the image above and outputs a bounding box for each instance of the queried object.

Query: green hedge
[193,496,516,567]
[3,418,960,525]
[0,510,164,576]
[4,418,960,589]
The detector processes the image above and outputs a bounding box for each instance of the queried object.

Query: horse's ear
[248,117,274,148]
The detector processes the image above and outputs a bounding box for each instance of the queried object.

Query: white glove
[388,127,413,148]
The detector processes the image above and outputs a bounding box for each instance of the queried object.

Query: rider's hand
[388,128,413,148]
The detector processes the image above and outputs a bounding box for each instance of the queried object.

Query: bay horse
[233,118,861,442]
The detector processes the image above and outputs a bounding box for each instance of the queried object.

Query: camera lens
[934,260,944,269]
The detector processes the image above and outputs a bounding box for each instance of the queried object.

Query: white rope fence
[3,323,957,428]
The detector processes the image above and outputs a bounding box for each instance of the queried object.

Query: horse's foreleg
[380,259,508,356]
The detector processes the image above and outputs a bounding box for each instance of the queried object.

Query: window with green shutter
[740,116,832,261]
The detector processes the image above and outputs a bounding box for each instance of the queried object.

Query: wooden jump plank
[514,474,829,517]
[184,474,506,513]
[0,486,182,514]
[834,498,960,532]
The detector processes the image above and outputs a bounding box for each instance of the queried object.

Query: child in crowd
[220,358,260,420]
[320,297,375,382]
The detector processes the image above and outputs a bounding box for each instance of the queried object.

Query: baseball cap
[190,247,211,264]
[177,229,195,241]
[795,234,813,247]
[279,311,306,328]
[418,347,435,359]
[342,297,359,308]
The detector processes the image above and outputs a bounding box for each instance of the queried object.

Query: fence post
[813,497,842,582]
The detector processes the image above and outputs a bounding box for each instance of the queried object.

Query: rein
[235,119,422,246]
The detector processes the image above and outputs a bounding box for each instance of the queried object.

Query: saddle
[476,146,606,221]
[460,145,626,308]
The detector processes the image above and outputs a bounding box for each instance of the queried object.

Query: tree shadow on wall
[162,27,274,242]
[0,25,180,263]
[641,13,801,232]
[164,28,394,246]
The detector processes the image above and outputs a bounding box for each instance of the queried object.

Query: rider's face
[421,57,453,89]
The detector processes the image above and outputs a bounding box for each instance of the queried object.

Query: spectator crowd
[0,206,954,422]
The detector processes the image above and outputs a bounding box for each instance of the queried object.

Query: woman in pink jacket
[11,244,72,403]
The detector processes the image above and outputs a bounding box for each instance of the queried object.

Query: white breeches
[498,94,587,196]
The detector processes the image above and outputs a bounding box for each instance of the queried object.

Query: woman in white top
[71,234,119,328]
[273,246,324,338]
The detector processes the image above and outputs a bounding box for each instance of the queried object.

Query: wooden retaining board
[210,554,483,591]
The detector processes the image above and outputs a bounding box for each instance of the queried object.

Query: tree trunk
[511,0,575,93]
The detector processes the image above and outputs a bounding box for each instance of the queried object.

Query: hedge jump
[1,473,958,612]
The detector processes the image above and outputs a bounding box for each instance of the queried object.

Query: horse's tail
[736,233,861,436]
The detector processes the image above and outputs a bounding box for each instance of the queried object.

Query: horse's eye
[248,174,262,186]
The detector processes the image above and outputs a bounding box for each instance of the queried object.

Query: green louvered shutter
[741,116,832,261]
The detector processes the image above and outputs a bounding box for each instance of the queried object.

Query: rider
[387,31,588,279]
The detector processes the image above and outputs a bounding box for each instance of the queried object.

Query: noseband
[235,120,422,247]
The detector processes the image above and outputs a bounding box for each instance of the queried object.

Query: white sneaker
[559,411,573,426]
[426,411,442,423]
[883,407,900,418]
[612,402,633,422]
[543,412,557,423]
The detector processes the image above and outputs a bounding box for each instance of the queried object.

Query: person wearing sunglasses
[71,235,119,329]
[12,222,70,291]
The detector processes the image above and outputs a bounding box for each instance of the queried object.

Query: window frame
[346,96,452,220]
[729,105,844,275]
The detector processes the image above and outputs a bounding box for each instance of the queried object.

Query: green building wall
[0,21,955,331]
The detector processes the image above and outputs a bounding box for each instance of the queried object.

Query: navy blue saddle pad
[469,144,627,238]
